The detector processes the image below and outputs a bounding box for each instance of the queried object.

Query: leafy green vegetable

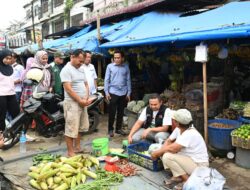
[72,169,123,190]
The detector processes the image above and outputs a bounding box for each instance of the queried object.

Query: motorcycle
[2,71,103,150]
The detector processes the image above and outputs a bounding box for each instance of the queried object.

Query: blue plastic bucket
[208,119,241,150]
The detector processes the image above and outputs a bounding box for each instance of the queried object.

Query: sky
[0,0,26,30]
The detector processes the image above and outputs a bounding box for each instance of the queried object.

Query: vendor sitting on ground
[151,109,209,190]
[128,93,172,144]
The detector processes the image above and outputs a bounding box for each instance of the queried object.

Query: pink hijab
[21,57,35,81]
[32,50,51,87]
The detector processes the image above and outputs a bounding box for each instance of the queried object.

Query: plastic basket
[238,116,250,124]
[208,119,241,150]
[127,142,163,171]
[231,130,250,149]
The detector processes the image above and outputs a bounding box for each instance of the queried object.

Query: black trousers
[108,94,127,132]
[0,95,20,131]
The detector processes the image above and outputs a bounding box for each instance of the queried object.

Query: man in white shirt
[128,94,172,144]
[11,53,24,103]
[81,51,97,95]
[151,109,209,189]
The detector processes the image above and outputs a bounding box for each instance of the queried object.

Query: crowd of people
[0,49,98,152]
[0,48,209,189]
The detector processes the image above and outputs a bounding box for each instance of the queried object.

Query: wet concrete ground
[0,114,250,190]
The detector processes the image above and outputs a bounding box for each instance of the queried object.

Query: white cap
[172,109,193,125]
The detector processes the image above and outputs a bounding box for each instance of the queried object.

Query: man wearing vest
[128,93,172,144]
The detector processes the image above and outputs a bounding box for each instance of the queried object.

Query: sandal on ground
[173,182,185,190]
[164,177,182,187]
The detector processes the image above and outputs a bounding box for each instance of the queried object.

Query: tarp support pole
[97,10,101,44]
[96,11,102,78]
[203,62,208,144]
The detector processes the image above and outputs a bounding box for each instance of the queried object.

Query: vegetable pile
[72,169,123,190]
[28,154,100,190]
[229,101,246,111]
[243,103,250,117]
[127,100,145,113]
[32,153,61,166]
[116,159,138,177]
[216,108,239,120]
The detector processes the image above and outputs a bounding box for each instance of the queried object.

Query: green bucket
[92,138,109,157]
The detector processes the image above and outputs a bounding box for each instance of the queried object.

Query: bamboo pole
[96,10,102,78]
[97,10,101,45]
[203,62,208,144]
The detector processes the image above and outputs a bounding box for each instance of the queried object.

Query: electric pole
[31,0,36,43]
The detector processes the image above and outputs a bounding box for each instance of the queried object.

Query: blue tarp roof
[52,20,134,53]
[13,25,92,54]
[101,2,250,48]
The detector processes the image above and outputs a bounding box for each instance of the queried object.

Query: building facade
[7,0,224,48]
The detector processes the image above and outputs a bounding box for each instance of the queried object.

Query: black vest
[143,105,167,129]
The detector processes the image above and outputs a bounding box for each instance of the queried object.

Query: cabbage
[132,104,142,113]
[137,100,145,108]
[127,101,136,111]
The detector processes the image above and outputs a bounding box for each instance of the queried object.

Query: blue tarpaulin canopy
[51,20,134,53]
[13,25,92,54]
[101,2,250,48]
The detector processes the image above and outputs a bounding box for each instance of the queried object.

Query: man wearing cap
[151,109,209,189]
[80,51,97,95]
[50,51,66,97]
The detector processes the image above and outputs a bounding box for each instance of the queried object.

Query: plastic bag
[183,166,226,190]
[148,138,164,154]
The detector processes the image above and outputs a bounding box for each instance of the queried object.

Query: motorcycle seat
[57,102,64,111]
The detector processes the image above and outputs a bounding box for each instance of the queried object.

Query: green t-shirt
[51,62,62,95]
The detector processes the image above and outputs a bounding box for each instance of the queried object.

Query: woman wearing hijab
[20,57,35,81]
[20,51,54,108]
[0,49,20,131]
[32,50,54,93]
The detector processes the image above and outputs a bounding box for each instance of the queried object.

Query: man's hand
[106,94,111,101]
[128,135,133,144]
[79,98,93,107]
[49,87,53,93]
[126,95,130,102]
[151,150,161,161]
[142,128,151,139]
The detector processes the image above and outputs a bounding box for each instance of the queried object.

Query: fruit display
[216,108,240,120]
[231,124,250,149]
[243,103,250,117]
[164,92,185,110]
[229,101,246,111]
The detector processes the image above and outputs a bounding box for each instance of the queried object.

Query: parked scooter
[2,69,103,150]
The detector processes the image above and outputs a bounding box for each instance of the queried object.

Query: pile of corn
[28,154,99,190]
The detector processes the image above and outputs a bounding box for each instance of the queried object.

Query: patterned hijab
[32,50,51,87]
[0,49,13,76]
